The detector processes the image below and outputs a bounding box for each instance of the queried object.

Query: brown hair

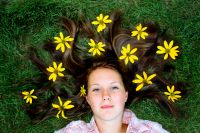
[20,10,186,123]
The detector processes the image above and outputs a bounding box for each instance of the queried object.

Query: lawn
[0,0,200,132]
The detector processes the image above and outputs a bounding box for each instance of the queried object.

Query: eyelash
[92,88,100,92]
[112,86,119,90]
[92,86,119,92]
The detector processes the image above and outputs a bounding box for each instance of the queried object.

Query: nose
[102,89,111,101]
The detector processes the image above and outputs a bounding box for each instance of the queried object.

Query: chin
[96,109,124,121]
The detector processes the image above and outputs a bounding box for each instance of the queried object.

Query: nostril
[103,96,111,101]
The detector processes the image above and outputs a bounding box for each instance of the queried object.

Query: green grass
[0,0,200,132]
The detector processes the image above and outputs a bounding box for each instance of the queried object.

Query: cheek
[112,92,127,105]
[87,94,101,107]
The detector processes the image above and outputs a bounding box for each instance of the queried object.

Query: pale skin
[86,67,128,133]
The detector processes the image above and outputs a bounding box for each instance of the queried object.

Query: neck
[94,116,127,133]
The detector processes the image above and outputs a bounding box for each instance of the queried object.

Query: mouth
[100,105,114,109]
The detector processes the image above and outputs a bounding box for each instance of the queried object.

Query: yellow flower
[52,96,74,119]
[91,13,112,32]
[156,40,179,60]
[54,32,74,53]
[80,85,86,97]
[22,89,37,104]
[164,85,181,102]
[119,44,138,65]
[46,62,65,82]
[88,39,105,56]
[131,24,148,40]
[132,71,156,91]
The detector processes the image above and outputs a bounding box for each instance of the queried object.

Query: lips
[100,105,113,109]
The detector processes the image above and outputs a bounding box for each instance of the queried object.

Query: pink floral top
[55,109,169,133]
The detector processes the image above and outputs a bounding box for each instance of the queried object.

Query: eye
[112,86,119,90]
[92,88,100,92]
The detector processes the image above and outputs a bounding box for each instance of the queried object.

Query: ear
[125,91,128,102]
[86,96,91,105]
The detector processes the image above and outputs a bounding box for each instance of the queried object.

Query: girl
[21,11,185,132]
[54,61,169,132]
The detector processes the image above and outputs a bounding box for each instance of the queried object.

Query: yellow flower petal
[171,46,179,50]
[157,46,166,51]
[93,49,97,56]
[56,110,61,118]
[136,83,144,91]
[47,67,55,72]
[22,91,29,95]
[104,19,112,23]
[164,41,169,49]
[29,98,32,104]
[130,48,137,54]
[99,14,103,20]
[136,24,142,31]
[137,35,140,40]
[136,74,144,80]
[119,55,126,60]
[58,96,63,106]
[89,48,95,53]
[171,98,175,102]
[64,36,74,42]
[31,96,37,99]
[53,62,57,69]
[56,43,64,51]
[61,111,68,119]
[130,55,138,60]
[164,92,170,95]
[58,63,62,69]
[131,31,138,37]
[58,72,64,77]
[132,79,143,84]
[171,85,175,92]
[49,73,57,81]
[103,15,109,21]
[174,95,181,98]
[129,56,135,64]
[143,71,147,79]
[65,42,71,49]
[169,53,176,60]
[59,32,64,40]
[65,105,75,109]
[174,91,181,94]
[168,40,174,49]
[96,49,101,55]
[125,57,129,65]
[126,44,130,52]
[26,98,30,103]
[167,86,172,93]
[141,27,147,31]
[52,103,60,109]
[147,74,156,81]
[54,37,62,43]
[156,50,166,54]
[164,53,169,60]
[30,89,34,95]
[92,21,99,25]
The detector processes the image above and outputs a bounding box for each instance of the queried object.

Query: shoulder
[125,109,169,133]
[54,120,88,133]
[129,118,170,133]
[141,120,169,133]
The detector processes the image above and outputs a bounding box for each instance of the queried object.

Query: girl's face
[86,67,128,121]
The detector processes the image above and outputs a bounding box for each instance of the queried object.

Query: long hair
[20,11,187,124]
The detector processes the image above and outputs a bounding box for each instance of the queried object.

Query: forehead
[88,67,122,84]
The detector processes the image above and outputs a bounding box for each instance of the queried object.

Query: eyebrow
[89,82,121,87]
